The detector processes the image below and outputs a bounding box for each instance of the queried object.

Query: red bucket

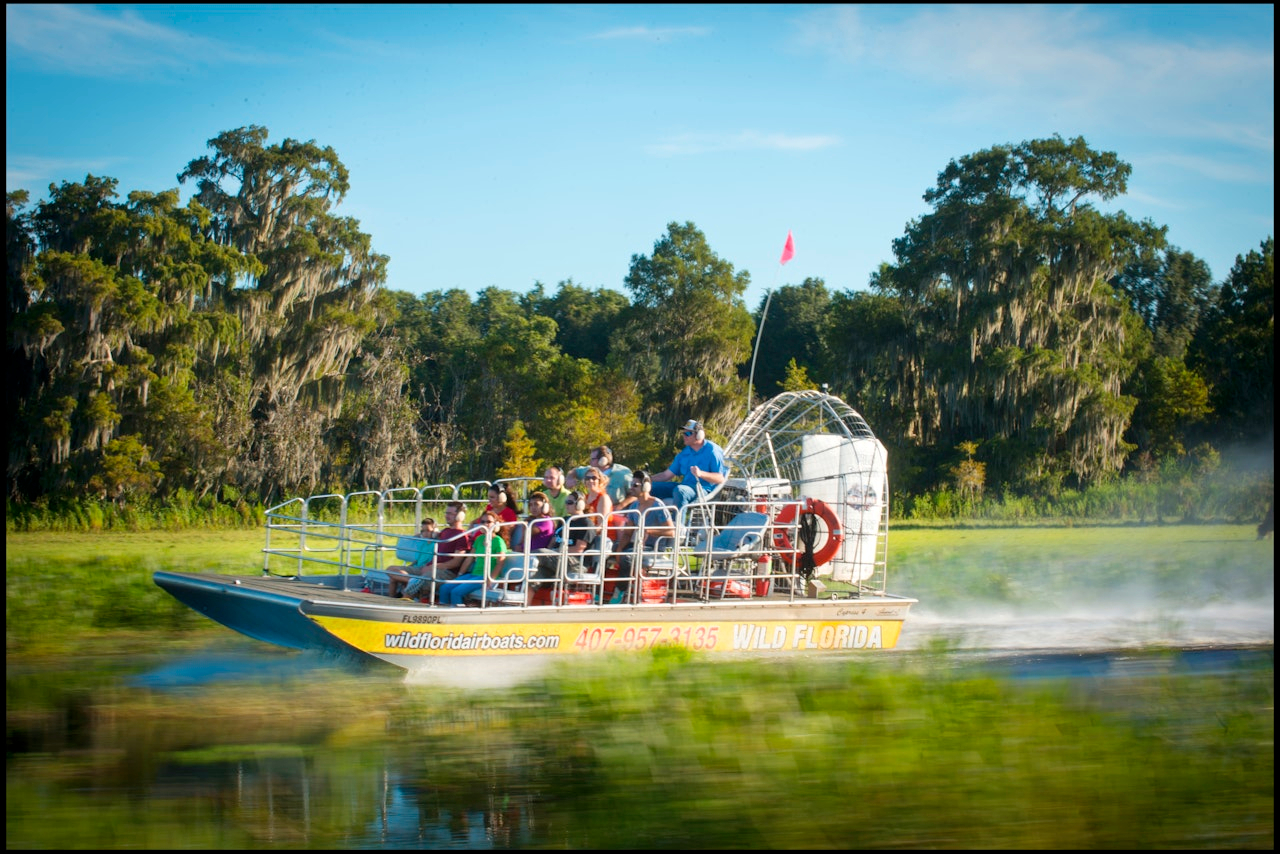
[640,578,668,603]
[603,560,622,599]
[709,578,753,599]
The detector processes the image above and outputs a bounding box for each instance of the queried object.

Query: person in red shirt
[484,483,520,525]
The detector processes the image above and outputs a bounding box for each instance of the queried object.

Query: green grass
[4,527,265,568]
[5,529,265,656]
[6,524,1271,656]
[6,651,1273,849]
[890,523,1271,609]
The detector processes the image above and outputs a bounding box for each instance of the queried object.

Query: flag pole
[746,231,795,421]
[746,290,774,421]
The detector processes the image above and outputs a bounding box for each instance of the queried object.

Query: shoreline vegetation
[6,464,1271,533]
[9,134,1273,523]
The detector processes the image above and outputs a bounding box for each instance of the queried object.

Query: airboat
[154,390,916,675]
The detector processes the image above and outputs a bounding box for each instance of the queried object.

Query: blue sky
[6,4,1274,312]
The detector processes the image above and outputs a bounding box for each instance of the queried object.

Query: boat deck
[166,570,886,611]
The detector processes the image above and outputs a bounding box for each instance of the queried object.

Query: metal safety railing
[261,482,889,606]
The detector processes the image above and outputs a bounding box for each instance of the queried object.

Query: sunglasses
[683,430,694,437]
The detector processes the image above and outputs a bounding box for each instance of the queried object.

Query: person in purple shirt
[503,491,558,580]
[519,492,558,551]
[650,419,727,510]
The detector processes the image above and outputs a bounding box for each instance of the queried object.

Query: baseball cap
[680,419,701,433]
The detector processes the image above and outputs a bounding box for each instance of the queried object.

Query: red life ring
[773,498,843,567]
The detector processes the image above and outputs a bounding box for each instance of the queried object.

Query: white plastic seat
[691,510,770,599]
[562,532,610,604]
[468,560,531,606]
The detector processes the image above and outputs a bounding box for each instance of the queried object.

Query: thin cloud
[6,155,123,193]
[588,25,710,41]
[793,5,1274,152]
[1118,188,1185,212]
[6,4,261,77]
[309,29,425,63]
[1140,152,1273,185]
[649,130,840,156]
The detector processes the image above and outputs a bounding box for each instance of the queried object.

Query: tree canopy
[6,131,1273,511]
[855,135,1163,489]
[620,221,755,437]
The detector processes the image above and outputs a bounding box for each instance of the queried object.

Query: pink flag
[780,231,795,265]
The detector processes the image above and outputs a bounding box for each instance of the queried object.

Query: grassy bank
[5,529,265,656]
[6,524,1271,657]
[890,523,1272,610]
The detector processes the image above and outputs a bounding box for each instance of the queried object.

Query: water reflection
[130,648,384,689]
[138,751,539,848]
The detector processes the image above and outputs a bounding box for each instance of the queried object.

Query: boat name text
[731,622,883,650]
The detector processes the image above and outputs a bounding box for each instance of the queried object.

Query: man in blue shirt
[650,419,728,510]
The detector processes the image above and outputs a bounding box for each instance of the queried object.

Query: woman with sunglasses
[531,490,599,598]
[567,445,632,504]
[580,464,614,544]
[438,511,509,606]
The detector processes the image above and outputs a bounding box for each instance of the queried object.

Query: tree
[779,358,817,392]
[620,222,755,437]
[6,179,254,500]
[178,126,389,500]
[87,434,162,504]
[329,320,432,492]
[1125,356,1211,459]
[497,420,541,479]
[522,279,629,365]
[823,281,909,423]
[750,277,832,398]
[1112,246,1214,361]
[394,287,482,479]
[1189,237,1274,443]
[869,135,1158,490]
[387,286,652,481]
[950,441,986,503]
[466,287,563,474]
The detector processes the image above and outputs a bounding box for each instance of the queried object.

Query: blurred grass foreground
[448,652,1274,849]
[10,649,1271,849]
[6,525,1273,848]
